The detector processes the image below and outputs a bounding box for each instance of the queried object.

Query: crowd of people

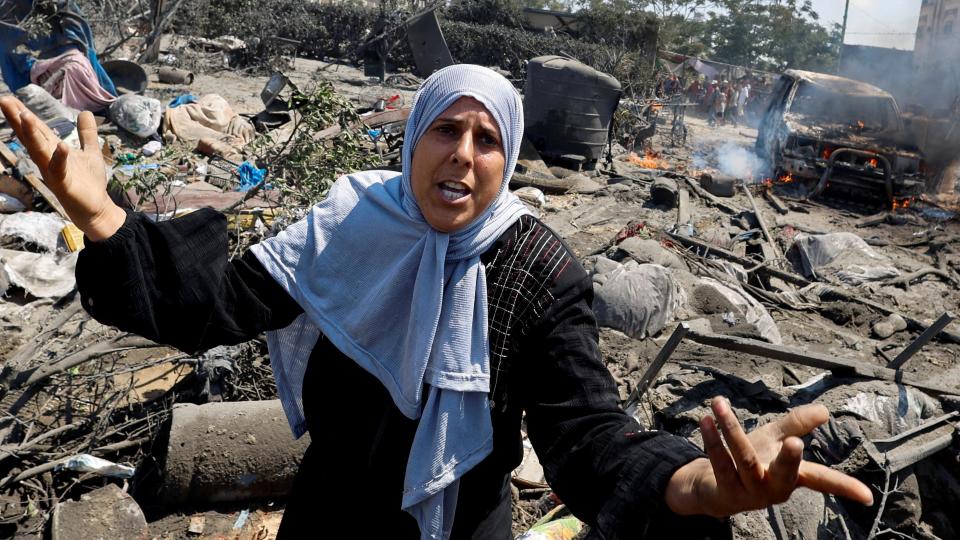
[658,73,758,128]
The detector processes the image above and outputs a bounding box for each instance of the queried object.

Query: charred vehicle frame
[756,69,927,203]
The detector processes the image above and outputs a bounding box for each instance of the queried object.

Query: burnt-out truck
[755,69,927,203]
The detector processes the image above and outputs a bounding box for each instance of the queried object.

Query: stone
[51,484,148,540]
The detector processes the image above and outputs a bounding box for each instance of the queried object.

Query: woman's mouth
[438,181,471,202]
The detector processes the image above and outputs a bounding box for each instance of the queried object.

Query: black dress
[76,209,728,539]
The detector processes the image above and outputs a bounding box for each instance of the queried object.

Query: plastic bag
[109,94,162,138]
[793,232,899,285]
[56,454,135,479]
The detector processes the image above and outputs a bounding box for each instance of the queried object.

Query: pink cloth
[31,49,116,112]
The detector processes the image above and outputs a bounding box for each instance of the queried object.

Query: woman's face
[410,97,505,233]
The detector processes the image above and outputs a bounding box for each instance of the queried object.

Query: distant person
[715,83,728,126]
[686,78,702,103]
[737,81,750,123]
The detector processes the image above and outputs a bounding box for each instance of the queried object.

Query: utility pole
[837,0,850,74]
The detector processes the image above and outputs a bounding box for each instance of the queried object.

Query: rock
[873,313,908,339]
[650,177,678,207]
[51,484,148,540]
[616,237,688,270]
[565,173,603,194]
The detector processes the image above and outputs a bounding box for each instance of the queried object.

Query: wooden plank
[685,330,960,396]
[0,142,68,219]
[741,181,784,266]
[763,187,789,215]
[625,323,689,407]
[888,312,956,370]
[666,230,811,287]
[677,188,690,229]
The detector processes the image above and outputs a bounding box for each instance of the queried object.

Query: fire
[628,149,670,170]
[821,146,834,160]
[867,158,879,168]
[891,197,913,211]
[778,173,795,184]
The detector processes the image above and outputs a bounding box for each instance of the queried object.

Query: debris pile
[0,2,958,540]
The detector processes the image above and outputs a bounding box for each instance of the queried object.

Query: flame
[628,149,671,170]
[821,146,834,160]
[891,197,913,211]
[867,158,879,168]
[778,173,795,184]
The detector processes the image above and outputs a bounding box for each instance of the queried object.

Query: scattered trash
[233,509,250,530]
[0,193,26,213]
[237,161,268,191]
[56,454,136,479]
[141,140,163,156]
[168,94,198,108]
[793,232,901,284]
[109,94,163,138]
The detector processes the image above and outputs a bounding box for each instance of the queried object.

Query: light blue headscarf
[250,64,530,539]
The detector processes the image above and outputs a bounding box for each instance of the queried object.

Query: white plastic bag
[793,232,899,285]
[109,94,162,138]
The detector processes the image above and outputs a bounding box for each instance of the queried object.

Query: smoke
[714,142,765,180]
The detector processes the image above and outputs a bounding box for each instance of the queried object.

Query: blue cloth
[250,65,528,540]
[236,161,268,191]
[0,0,116,95]
[168,94,198,108]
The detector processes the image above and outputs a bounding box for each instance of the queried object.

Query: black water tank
[523,56,622,163]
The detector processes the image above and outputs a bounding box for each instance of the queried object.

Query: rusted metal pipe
[159,400,309,504]
[157,67,194,85]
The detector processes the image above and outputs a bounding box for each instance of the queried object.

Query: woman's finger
[701,415,739,489]
[798,462,874,506]
[47,142,70,186]
[17,110,59,169]
[771,404,829,439]
[766,436,803,502]
[0,97,28,140]
[77,111,99,153]
[711,397,764,485]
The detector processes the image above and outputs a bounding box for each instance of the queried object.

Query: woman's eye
[480,134,499,147]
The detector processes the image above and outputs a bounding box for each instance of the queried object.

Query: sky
[810,0,922,50]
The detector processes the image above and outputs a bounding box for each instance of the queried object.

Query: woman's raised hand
[0,97,126,241]
[665,397,874,518]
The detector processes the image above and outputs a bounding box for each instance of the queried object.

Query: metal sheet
[405,8,454,78]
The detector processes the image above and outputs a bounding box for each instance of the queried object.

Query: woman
[0,65,872,539]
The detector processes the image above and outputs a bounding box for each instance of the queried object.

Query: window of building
[946,21,955,34]
[946,8,959,17]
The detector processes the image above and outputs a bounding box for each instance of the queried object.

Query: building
[914,0,960,71]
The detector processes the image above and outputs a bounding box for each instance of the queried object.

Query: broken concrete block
[650,177,678,207]
[160,400,310,505]
[51,484,148,540]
